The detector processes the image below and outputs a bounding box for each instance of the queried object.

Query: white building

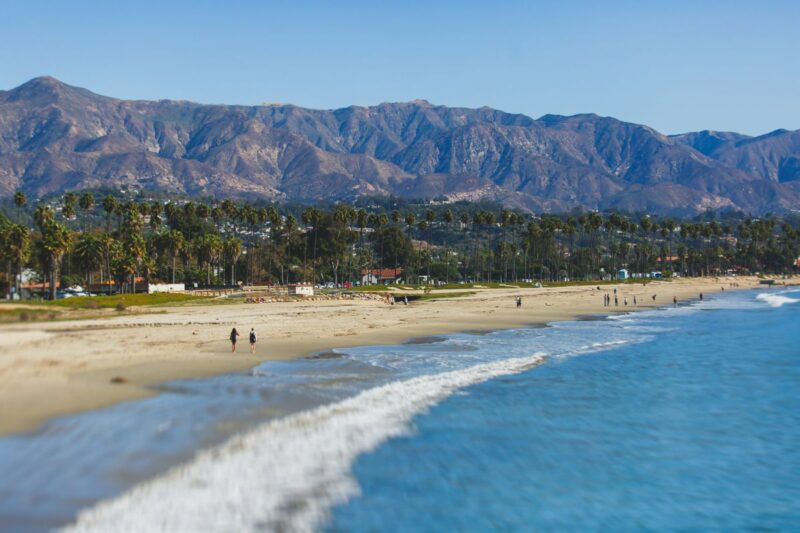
[288,283,314,296]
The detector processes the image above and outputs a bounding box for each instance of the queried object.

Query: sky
[1,0,798,136]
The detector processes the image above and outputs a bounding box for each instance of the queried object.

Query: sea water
[0,288,797,531]
[329,289,800,532]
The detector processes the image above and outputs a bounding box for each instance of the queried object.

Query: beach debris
[110,376,128,384]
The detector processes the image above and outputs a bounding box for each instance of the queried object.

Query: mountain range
[1,76,799,214]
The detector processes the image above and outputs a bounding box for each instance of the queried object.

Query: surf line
[67,353,547,533]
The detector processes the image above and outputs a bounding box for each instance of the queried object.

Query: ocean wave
[756,293,800,308]
[65,354,547,533]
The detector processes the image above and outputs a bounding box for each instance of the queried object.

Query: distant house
[288,283,314,296]
[617,268,629,280]
[360,268,403,285]
[147,283,185,294]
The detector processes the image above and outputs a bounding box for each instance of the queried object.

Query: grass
[40,293,208,309]
[0,308,61,323]
[405,291,477,302]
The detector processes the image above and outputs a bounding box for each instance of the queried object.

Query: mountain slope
[1,76,798,214]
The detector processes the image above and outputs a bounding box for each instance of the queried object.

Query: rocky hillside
[2,76,799,214]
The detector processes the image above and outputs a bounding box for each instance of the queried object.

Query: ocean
[0,288,798,531]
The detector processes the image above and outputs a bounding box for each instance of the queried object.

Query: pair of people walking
[230,327,257,353]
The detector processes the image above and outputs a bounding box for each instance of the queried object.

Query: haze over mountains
[1,76,799,214]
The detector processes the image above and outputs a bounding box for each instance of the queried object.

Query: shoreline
[0,278,779,436]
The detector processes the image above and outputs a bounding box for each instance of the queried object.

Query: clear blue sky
[2,0,798,135]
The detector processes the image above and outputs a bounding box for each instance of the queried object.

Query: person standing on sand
[249,328,257,353]
[624,296,628,306]
[673,296,678,307]
[699,292,703,301]
[652,294,657,302]
[230,328,239,353]
[634,295,637,305]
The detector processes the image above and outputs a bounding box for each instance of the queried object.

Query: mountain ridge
[2,76,799,214]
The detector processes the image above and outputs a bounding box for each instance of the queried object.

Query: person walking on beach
[699,292,703,301]
[624,296,628,306]
[516,296,522,308]
[404,296,408,306]
[633,295,637,306]
[673,296,678,307]
[249,328,257,353]
[230,328,239,353]
[614,295,619,306]
[652,294,657,302]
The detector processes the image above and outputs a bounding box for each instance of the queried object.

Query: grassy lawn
[40,293,208,309]
[405,291,477,302]
[0,307,62,323]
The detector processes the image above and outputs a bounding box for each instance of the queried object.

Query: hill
[2,76,799,214]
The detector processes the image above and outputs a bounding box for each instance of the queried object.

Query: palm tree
[224,237,243,285]
[194,234,223,286]
[99,233,121,295]
[163,230,186,284]
[79,192,95,230]
[38,221,71,300]
[442,209,454,283]
[3,224,31,299]
[63,192,77,222]
[357,208,369,274]
[149,202,163,232]
[102,195,118,232]
[34,205,54,228]
[404,212,416,281]
[118,205,147,293]
[13,191,27,224]
[301,207,318,282]
[73,233,105,287]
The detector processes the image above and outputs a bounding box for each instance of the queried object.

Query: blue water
[328,289,800,531]
[1,288,798,531]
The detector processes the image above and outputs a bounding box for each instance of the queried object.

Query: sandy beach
[0,278,770,436]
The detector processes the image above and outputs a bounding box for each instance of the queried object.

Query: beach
[0,277,767,436]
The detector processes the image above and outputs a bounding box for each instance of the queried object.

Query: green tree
[37,221,72,300]
[79,192,95,230]
[73,233,105,287]
[224,237,243,285]
[1,223,31,299]
[13,191,27,224]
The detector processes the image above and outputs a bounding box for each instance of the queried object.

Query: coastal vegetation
[2,191,799,300]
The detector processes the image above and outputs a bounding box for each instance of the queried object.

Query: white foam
[65,354,546,533]
[756,292,800,308]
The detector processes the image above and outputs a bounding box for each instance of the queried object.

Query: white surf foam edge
[65,354,547,533]
[756,292,800,308]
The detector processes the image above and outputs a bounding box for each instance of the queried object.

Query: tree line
[2,191,799,300]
